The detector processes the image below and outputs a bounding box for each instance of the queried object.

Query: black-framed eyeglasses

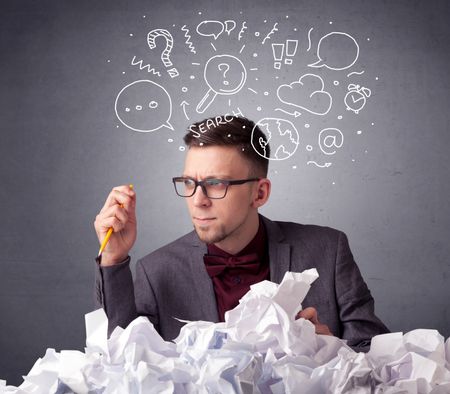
[172,177,260,199]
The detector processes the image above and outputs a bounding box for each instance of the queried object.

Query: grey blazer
[95,216,388,348]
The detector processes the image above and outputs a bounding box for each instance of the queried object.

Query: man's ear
[252,178,271,208]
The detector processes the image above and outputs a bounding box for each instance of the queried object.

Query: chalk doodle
[344,84,371,114]
[130,56,161,76]
[309,32,359,71]
[196,54,247,114]
[147,29,179,78]
[347,70,365,77]
[180,100,190,120]
[251,118,299,161]
[307,28,313,51]
[277,74,332,116]
[181,25,196,54]
[115,80,173,132]
[307,161,332,168]
[275,108,301,118]
[271,39,298,68]
[318,128,344,155]
[109,13,377,168]
[262,23,279,45]
[224,21,236,35]
[196,20,236,40]
[238,21,248,41]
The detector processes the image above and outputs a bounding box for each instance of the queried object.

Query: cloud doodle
[277,73,332,116]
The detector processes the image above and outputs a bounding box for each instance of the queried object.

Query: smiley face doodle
[115,80,173,133]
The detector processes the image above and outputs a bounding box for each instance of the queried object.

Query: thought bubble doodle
[318,128,344,155]
[309,32,359,71]
[277,74,332,116]
[251,118,299,161]
[115,80,173,133]
[196,21,225,40]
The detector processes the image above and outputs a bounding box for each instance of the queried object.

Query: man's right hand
[94,185,137,266]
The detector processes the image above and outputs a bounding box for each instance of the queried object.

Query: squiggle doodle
[307,161,332,168]
[262,22,278,44]
[307,28,313,51]
[130,56,161,76]
[238,21,248,41]
[347,70,364,77]
[181,25,196,54]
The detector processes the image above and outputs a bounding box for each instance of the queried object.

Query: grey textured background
[1,0,449,386]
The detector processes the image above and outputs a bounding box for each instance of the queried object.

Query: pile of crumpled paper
[1,269,450,393]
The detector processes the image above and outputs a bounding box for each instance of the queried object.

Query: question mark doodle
[218,63,230,85]
[147,29,179,78]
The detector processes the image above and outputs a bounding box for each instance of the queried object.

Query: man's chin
[193,224,226,244]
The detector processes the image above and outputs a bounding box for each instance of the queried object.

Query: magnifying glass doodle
[196,54,247,114]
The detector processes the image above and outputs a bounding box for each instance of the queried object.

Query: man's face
[183,145,257,245]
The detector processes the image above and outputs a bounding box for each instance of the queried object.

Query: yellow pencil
[98,184,133,257]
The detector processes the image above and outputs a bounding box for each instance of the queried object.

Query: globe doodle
[251,117,300,161]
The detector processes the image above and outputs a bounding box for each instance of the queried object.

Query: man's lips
[193,217,216,223]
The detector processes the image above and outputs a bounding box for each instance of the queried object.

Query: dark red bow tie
[203,253,260,278]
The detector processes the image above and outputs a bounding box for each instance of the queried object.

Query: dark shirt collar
[206,216,267,261]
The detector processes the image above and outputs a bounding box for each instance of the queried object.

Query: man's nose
[192,184,211,206]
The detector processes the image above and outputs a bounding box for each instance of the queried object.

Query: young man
[94,116,388,350]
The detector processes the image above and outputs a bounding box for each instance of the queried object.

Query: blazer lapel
[187,233,219,322]
[261,215,291,284]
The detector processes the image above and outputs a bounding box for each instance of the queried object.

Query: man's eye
[184,179,195,187]
[207,179,225,187]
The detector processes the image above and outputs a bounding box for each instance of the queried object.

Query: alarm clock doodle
[344,84,372,114]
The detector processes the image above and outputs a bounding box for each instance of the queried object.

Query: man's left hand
[296,307,333,336]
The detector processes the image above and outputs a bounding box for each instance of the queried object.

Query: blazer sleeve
[334,231,389,349]
[94,256,160,336]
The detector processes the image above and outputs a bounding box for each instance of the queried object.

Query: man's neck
[213,212,260,255]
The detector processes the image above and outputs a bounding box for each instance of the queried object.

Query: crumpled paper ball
[1,269,450,394]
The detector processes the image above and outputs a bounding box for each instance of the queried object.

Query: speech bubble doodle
[277,73,332,116]
[224,20,236,35]
[251,118,299,161]
[115,80,173,133]
[318,128,344,155]
[309,32,359,71]
[196,21,225,40]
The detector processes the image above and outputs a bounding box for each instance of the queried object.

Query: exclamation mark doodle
[284,39,298,65]
[272,43,285,69]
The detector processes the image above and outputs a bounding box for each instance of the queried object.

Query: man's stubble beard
[193,223,228,244]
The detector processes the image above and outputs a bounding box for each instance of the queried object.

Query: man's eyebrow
[181,174,233,179]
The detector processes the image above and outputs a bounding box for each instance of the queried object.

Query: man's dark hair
[183,115,270,177]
